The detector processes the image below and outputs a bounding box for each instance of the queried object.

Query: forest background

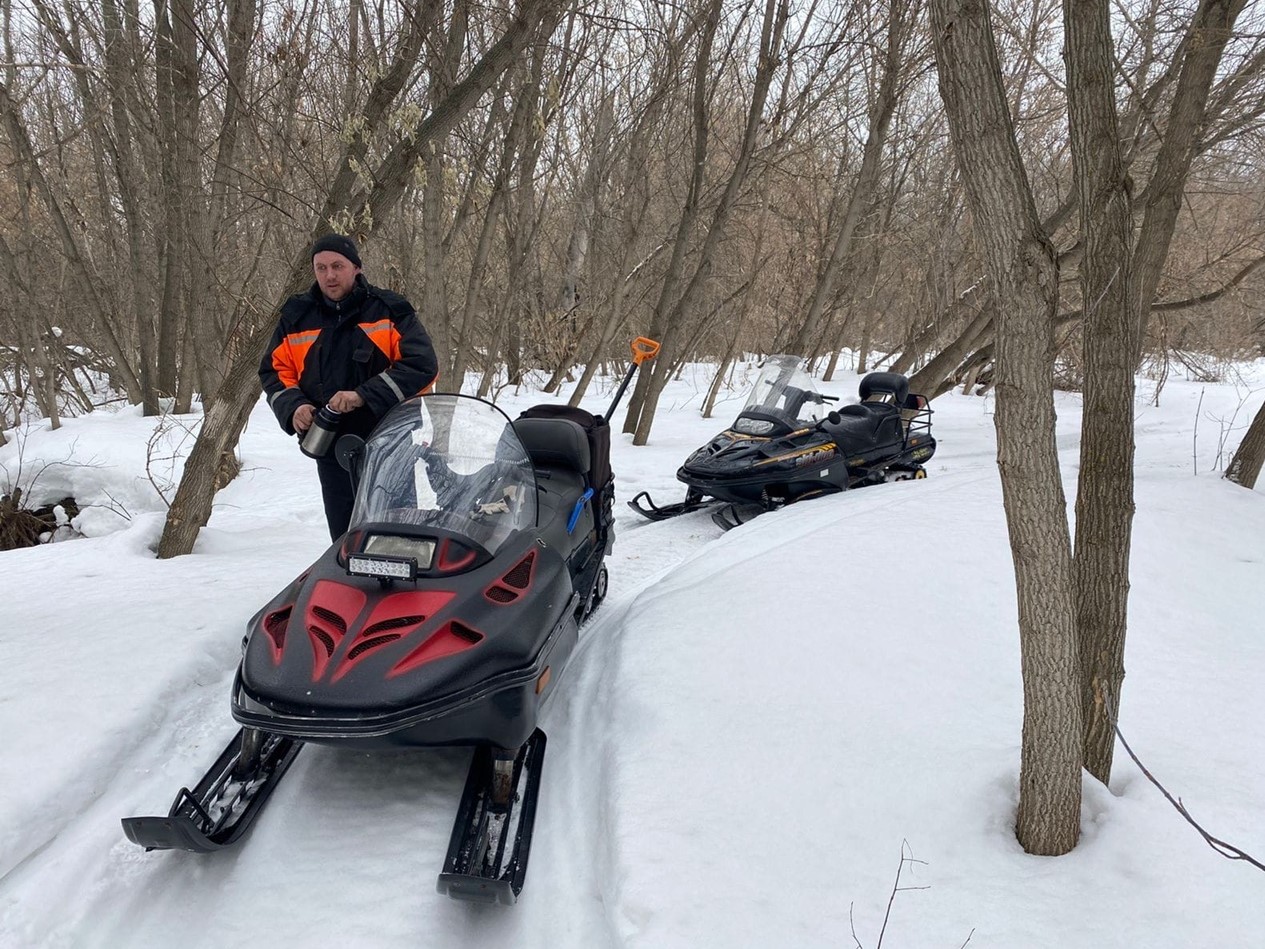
[3,0,1265,859]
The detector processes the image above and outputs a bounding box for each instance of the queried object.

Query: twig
[849,902,864,949]
[876,840,929,949]
[1106,694,1265,872]
[1193,387,1204,475]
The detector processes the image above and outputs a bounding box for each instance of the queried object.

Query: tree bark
[1226,401,1265,488]
[931,0,1082,856]
[1064,0,1137,786]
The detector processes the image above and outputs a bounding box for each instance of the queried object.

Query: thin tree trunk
[1225,402,1265,488]
[103,0,159,413]
[1065,0,1137,786]
[931,0,1082,856]
[621,0,728,437]
[544,95,614,394]
[1133,0,1249,349]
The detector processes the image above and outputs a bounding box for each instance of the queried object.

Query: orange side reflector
[536,667,552,695]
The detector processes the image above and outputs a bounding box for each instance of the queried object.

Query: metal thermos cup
[300,404,341,458]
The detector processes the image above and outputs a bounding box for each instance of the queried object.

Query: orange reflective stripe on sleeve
[359,319,400,361]
[274,329,319,387]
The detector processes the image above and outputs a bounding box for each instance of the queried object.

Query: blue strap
[566,488,595,534]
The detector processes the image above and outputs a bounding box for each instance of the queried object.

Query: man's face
[313,251,360,301]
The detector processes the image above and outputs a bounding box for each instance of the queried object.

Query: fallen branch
[1108,694,1265,872]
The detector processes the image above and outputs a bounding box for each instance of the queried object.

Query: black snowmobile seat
[827,401,904,451]
[513,417,591,475]
[515,404,613,492]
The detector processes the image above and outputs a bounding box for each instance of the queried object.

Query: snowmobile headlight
[346,535,435,580]
[363,534,436,569]
[733,417,775,435]
[348,553,417,581]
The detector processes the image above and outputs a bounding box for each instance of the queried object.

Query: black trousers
[315,453,355,540]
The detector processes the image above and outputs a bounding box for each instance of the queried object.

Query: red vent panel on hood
[484,550,536,604]
[263,606,292,664]
[388,621,485,678]
[305,580,367,681]
[330,589,456,683]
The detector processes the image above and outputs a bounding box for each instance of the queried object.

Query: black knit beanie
[311,233,362,269]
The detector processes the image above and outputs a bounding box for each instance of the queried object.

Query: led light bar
[347,553,417,581]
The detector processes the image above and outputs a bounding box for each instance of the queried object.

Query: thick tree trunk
[932,0,1082,856]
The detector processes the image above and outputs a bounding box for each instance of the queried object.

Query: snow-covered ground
[1,358,1263,948]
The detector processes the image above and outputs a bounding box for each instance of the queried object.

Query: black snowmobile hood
[679,424,838,482]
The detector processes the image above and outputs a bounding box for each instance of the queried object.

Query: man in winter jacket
[259,233,439,539]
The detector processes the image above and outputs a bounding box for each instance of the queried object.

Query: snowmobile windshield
[733,355,826,435]
[348,395,537,557]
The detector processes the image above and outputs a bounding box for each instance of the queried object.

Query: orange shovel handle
[630,337,661,365]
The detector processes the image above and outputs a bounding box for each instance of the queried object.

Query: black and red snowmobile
[122,338,660,906]
[629,354,935,530]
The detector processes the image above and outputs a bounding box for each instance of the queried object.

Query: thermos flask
[300,405,341,458]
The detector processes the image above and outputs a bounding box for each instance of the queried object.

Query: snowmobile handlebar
[603,337,661,422]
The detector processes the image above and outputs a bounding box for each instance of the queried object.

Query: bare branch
[1106,692,1265,872]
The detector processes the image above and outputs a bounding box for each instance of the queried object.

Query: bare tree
[784,0,924,355]
[625,0,790,445]
[157,0,562,558]
[931,0,1082,856]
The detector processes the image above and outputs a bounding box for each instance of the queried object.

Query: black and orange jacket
[259,276,439,438]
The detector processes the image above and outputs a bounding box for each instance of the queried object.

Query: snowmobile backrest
[516,404,612,490]
[513,417,591,475]
[899,392,932,436]
[858,372,910,406]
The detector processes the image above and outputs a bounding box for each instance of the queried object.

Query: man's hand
[293,403,316,433]
[328,390,366,413]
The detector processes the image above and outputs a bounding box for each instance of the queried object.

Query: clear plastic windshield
[733,355,825,434]
[348,395,536,556]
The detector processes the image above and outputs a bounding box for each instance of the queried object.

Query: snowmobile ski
[627,488,713,522]
[710,503,766,532]
[121,727,302,853]
[437,729,547,905]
